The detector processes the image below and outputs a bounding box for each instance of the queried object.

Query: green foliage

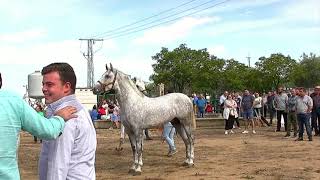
[255,53,297,90]
[292,53,320,87]
[149,44,318,96]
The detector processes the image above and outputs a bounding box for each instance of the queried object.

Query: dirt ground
[19,124,320,180]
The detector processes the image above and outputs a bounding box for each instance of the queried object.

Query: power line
[97,0,222,39]
[103,0,230,40]
[90,0,199,38]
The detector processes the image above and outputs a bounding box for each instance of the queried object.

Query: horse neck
[114,72,144,106]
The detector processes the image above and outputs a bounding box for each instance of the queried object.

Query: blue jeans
[163,122,176,151]
[243,109,253,120]
[297,113,312,139]
[198,106,205,117]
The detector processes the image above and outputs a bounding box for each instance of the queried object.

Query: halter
[97,71,118,92]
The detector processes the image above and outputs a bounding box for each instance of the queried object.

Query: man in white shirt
[39,63,97,180]
[219,91,228,115]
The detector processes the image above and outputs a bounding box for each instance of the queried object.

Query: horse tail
[191,108,197,130]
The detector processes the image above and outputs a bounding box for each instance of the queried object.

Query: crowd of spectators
[192,86,319,141]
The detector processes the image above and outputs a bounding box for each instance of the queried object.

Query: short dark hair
[0,72,2,89]
[297,87,306,92]
[41,63,77,93]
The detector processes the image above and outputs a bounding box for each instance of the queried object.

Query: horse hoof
[115,147,123,151]
[133,171,141,176]
[128,169,141,176]
[128,169,135,174]
[182,162,194,167]
[187,163,194,168]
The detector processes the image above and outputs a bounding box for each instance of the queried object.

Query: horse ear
[106,64,108,70]
[110,63,113,71]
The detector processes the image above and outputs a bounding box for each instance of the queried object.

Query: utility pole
[79,38,103,88]
[246,54,251,67]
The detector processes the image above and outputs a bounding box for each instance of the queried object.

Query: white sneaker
[230,130,234,134]
[242,130,249,134]
[225,130,228,135]
[252,130,256,134]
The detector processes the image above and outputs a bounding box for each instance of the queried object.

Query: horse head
[133,77,146,93]
[93,63,117,94]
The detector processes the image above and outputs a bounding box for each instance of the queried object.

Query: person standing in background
[220,91,228,115]
[274,87,288,132]
[241,90,256,134]
[196,94,207,118]
[267,91,276,125]
[223,94,238,134]
[262,93,268,119]
[295,87,313,141]
[34,103,45,143]
[311,86,320,136]
[286,88,298,137]
[234,92,242,129]
[162,121,177,157]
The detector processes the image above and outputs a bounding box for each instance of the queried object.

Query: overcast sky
[0,0,319,96]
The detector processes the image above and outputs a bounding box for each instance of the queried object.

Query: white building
[75,88,97,111]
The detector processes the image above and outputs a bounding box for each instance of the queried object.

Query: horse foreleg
[131,131,143,175]
[128,134,137,174]
[138,132,144,167]
[128,132,143,176]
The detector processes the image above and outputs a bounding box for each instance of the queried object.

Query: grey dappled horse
[93,64,195,175]
[116,77,147,151]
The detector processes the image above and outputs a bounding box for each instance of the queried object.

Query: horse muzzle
[92,85,102,95]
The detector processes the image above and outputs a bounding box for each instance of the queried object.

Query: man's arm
[20,98,76,140]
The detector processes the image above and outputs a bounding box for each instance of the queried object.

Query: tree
[222,59,252,92]
[255,53,297,90]
[291,53,320,87]
[151,44,213,93]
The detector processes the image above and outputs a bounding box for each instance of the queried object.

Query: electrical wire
[89,0,200,38]
[102,0,230,40]
[96,0,221,39]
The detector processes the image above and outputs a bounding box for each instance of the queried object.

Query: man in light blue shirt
[0,74,77,180]
[39,63,97,180]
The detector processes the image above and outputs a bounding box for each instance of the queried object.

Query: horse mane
[115,69,145,98]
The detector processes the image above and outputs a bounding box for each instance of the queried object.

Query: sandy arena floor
[19,124,320,180]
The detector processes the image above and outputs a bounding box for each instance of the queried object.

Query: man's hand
[55,106,78,121]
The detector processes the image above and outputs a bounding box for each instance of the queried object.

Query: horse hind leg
[173,120,194,167]
[116,124,126,151]
[182,123,194,167]
[116,138,124,151]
